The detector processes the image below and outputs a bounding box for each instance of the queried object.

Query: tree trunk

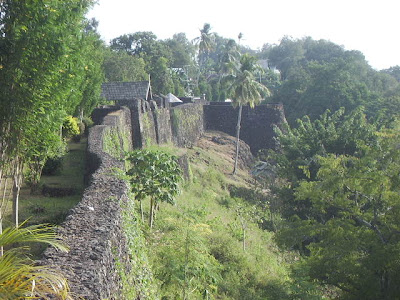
[233,104,243,175]
[12,160,23,227]
[149,197,154,228]
[0,176,7,257]
[140,200,144,222]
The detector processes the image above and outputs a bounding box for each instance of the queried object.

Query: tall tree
[165,33,196,68]
[0,0,96,226]
[103,49,147,82]
[225,54,270,174]
[194,23,215,68]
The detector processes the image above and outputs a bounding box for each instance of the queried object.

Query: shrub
[62,116,80,138]
[82,116,94,136]
[42,156,63,176]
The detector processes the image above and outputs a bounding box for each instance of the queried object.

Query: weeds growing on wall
[103,127,122,159]
[118,196,157,299]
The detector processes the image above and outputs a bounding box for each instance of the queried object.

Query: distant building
[165,93,183,103]
[101,80,153,102]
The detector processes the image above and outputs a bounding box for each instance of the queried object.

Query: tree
[165,33,196,68]
[381,65,400,82]
[125,149,182,228]
[0,0,97,226]
[193,23,215,68]
[103,49,147,82]
[225,54,270,174]
[75,19,105,120]
[264,107,400,298]
[268,36,305,80]
[149,57,175,95]
[277,131,400,298]
[268,107,378,219]
[266,36,400,124]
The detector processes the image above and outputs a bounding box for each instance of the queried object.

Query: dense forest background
[1,1,400,298]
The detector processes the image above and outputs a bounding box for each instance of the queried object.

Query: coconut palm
[219,39,240,75]
[226,54,271,174]
[193,23,215,68]
[0,222,71,300]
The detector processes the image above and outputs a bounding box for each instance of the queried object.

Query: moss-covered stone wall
[170,103,204,148]
[41,107,134,299]
[105,99,286,154]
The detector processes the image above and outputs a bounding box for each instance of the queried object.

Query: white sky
[87,0,400,70]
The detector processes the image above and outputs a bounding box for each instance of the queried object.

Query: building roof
[166,93,183,103]
[101,81,152,101]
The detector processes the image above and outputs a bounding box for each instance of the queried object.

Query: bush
[82,117,94,136]
[62,116,80,138]
[42,156,63,175]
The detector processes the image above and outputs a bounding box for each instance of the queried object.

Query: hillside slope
[144,131,293,300]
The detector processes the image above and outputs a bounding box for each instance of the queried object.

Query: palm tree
[226,54,271,174]
[238,32,244,45]
[193,23,215,68]
[0,222,71,299]
[219,39,240,75]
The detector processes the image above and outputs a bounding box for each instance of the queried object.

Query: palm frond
[0,223,71,299]
[0,222,68,252]
[0,252,71,299]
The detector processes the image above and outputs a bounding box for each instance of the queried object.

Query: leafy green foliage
[265,107,400,298]
[266,36,400,124]
[273,107,377,182]
[125,149,182,227]
[261,107,379,223]
[62,116,80,138]
[277,132,400,298]
[103,48,148,82]
[0,0,103,225]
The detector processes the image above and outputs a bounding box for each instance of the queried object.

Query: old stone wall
[170,102,204,148]
[117,99,204,149]
[154,107,172,144]
[204,102,286,154]
[41,108,133,300]
[118,99,158,148]
[39,100,286,298]
[94,101,286,154]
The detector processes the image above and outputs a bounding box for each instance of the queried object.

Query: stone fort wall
[40,101,286,298]
[92,100,286,153]
[204,102,286,154]
[40,107,133,299]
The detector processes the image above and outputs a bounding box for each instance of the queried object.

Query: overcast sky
[87,0,400,70]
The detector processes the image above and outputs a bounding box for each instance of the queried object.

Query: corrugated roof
[101,81,152,101]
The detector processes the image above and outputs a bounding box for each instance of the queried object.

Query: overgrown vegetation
[118,196,157,299]
[0,222,71,299]
[260,108,400,299]
[134,144,316,299]
[125,149,182,228]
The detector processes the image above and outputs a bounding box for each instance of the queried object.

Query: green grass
[3,138,86,235]
[139,144,291,299]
